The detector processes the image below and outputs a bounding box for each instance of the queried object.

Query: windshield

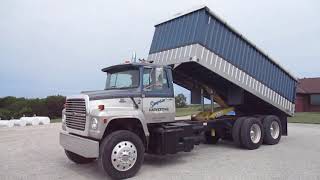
[105,68,140,90]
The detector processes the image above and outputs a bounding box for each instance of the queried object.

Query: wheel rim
[111,141,137,171]
[250,124,261,143]
[270,121,280,139]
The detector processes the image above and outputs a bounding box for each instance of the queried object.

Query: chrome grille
[65,98,86,131]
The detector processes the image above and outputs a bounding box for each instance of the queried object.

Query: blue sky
[0,0,319,98]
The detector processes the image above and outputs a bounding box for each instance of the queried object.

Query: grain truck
[60,6,297,179]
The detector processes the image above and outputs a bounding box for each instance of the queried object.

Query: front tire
[240,117,264,150]
[262,115,282,145]
[98,130,144,179]
[65,150,95,164]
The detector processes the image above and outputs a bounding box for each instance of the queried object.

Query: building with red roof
[295,78,320,112]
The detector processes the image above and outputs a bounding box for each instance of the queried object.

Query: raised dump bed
[148,5,297,117]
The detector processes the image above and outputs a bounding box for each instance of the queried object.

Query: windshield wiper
[118,87,134,89]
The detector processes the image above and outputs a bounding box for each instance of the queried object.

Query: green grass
[176,106,201,117]
[177,105,320,124]
[51,118,62,123]
[288,112,320,124]
[176,105,212,117]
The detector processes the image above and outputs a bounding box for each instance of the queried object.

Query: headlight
[91,117,98,130]
[62,114,66,130]
[62,114,66,123]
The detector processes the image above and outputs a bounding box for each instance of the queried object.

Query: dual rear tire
[240,117,264,150]
[262,115,282,145]
[232,115,282,150]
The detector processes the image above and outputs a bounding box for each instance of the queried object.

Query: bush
[0,109,11,120]
[0,95,65,119]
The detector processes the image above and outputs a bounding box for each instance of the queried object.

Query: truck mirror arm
[130,97,139,109]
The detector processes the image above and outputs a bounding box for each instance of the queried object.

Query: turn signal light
[98,105,105,111]
[103,118,107,124]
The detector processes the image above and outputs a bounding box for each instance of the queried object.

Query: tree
[0,95,66,119]
[46,95,65,119]
[0,109,11,120]
[175,93,187,108]
[28,98,48,116]
[0,96,17,109]
[18,107,33,118]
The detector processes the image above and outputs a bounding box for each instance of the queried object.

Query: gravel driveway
[0,123,320,180]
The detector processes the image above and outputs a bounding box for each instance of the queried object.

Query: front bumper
[59,131,99,158]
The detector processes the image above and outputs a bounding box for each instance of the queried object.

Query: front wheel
[98,130,145,179]
[65,150,95,164]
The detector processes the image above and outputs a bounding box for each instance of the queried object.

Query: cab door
[142,67,175,123]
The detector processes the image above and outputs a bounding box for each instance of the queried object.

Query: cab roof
[101,62,171,73]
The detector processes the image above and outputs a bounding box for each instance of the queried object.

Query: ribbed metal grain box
[148,6,297,116]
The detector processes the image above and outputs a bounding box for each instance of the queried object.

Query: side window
[143,67,169,91]
[143,68,152,87]
[163,69,169,88]
[311,95,320,105]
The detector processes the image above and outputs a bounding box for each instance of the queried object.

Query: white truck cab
[60,62,191,179]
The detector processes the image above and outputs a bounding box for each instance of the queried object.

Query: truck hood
[81,89,141,101]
